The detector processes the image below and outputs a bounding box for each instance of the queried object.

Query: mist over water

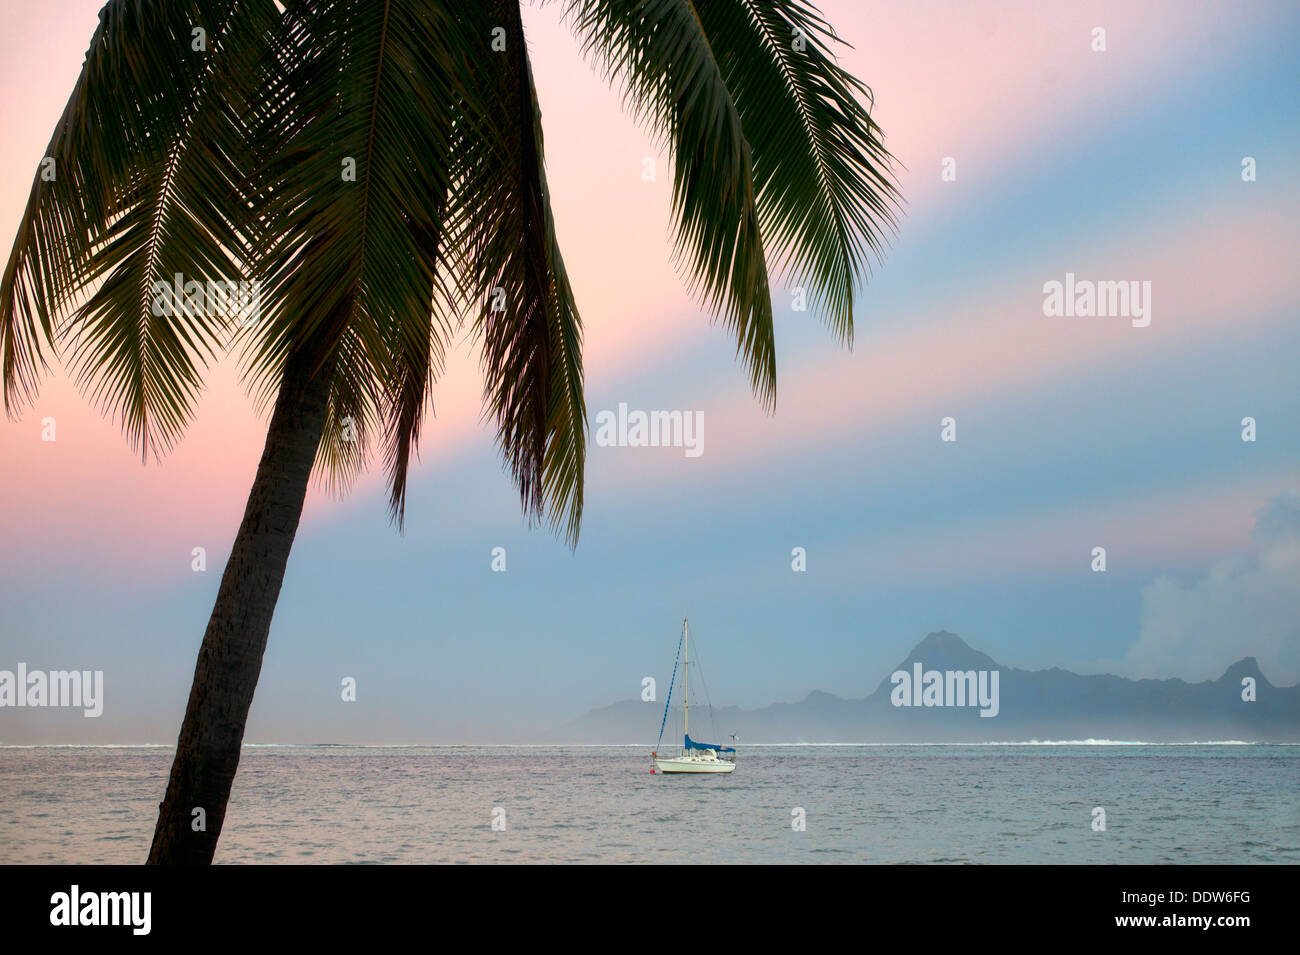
[3,744,1297,864]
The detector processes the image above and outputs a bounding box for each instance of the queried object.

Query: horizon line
[4,740,1294,749]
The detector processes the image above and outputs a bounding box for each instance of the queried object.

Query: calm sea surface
[1,744,1297,864]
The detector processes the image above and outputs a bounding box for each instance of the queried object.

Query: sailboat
[651,619,737,774]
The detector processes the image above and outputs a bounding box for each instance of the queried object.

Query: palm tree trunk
[147,345,335,864]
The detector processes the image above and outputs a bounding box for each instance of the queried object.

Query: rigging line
[691,644,722,740]
[655,626,684,751]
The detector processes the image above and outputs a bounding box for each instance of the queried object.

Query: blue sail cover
[684,734,735,753]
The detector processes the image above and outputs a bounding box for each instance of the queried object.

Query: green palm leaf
[243,0,468,509]
[565,0,778,408]
[452,0,586,544]
[694,0,901,344]
[1,0,277,457]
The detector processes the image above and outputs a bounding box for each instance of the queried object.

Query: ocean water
[1,744,1297,864]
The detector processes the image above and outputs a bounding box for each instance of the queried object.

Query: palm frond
[694,0,901,344]
[243,0,468,500]
[451,0,586,544]
[565,0,777,408]
[315,325,381,498]
[1,0,277,458]
[379,195,451,525]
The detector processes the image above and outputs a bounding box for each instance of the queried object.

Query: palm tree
[1,0,898,863]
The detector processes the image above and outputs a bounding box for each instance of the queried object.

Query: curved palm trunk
[147,347,334,864]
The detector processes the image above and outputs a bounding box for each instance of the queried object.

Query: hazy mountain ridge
[553,631,1300,743]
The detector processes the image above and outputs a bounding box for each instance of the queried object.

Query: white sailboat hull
[654,756,736,774]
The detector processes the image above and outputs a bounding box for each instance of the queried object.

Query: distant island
[554,631,1300,744]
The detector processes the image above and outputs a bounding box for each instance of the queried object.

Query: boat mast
[683,618,689,742]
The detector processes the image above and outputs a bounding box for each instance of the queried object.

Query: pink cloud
[612,197,1299,481]
[840,0,1286,209]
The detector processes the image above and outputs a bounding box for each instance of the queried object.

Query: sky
[0,0,1297,743]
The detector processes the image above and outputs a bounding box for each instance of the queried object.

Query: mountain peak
[1219,657,1267,685]
[802,690,842,705]
[917,630,966,650]
[895,631,1001,673]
